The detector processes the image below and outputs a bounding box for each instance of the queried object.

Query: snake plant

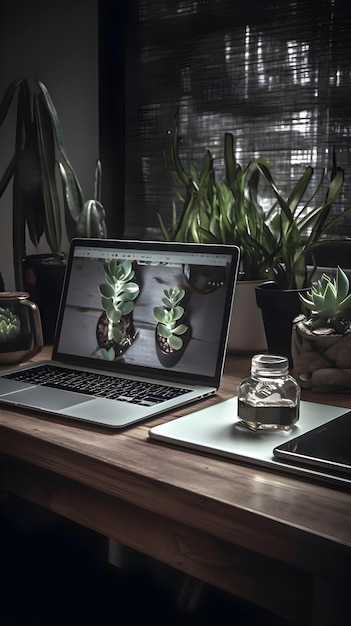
[159,123,351,289]
[158,126,274,282]
[299,266,351,334]
[0,77,107,289]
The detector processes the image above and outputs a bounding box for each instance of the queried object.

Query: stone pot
[291,318,351,393]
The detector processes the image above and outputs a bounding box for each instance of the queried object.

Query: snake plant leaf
[59,162,84,239]
[0,154,17,197]
[170,125,191,189]
[76,199,107,238]
[0,77,23,126]
[35,92,61,253]
[286,166,313,215]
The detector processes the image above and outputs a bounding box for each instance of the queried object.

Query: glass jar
[237,354,300,431]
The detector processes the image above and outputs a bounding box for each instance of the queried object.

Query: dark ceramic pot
[255,281,308,365]
[155,326,190,367]
[96,311,137,358]
[22,253,66,345]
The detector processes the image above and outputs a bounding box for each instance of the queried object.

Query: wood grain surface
[1,346,350,624]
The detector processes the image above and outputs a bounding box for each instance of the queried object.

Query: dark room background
[99,0,351,244]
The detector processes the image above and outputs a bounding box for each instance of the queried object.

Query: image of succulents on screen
[153,287,190,366]
[97,259,140,360]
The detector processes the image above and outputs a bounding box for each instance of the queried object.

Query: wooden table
[1,346,350,624]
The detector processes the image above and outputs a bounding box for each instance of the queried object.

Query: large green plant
[256,155,351,289]
[158,126,274,282]
[158,124,351,289]
[0,77,107,289]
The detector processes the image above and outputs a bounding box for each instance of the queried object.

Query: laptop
[0,238,239,428]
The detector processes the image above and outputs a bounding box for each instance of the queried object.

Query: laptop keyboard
[4,365,189,406]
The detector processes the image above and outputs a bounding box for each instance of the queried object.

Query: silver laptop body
[0,239,239,428]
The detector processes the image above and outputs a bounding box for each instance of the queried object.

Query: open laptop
[0,238,239,428]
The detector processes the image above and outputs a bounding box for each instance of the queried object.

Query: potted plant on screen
[291,266,351,393]
[153,286,190,367]
[97,259,140,361]
[0,77,107,342]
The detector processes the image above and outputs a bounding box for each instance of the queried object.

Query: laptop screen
[53,239,239,386]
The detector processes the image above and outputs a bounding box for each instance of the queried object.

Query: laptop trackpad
[3,386,90,411]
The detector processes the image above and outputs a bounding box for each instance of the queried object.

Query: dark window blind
[122,0,351,240]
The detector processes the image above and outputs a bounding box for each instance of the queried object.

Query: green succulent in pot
[97,259,140,360]
[0,77,107,290]
[153,287,188,351]
[298,266,351,335]
[292,266,351,393]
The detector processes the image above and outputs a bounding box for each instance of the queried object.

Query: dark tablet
[273,410,351,477]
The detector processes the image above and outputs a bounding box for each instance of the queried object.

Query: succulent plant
[98,259,140,360]
[153,287,188,351]
[299,266,351,334]
[0,307,20,342]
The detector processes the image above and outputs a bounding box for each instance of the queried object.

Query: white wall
[0,0,99,290]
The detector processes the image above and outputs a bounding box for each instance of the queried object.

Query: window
[99,0,351,241]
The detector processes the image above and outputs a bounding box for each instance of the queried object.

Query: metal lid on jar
[251,354,289,377]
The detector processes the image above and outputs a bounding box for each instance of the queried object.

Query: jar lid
[251,354,289,376]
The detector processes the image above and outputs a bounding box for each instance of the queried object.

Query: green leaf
[158,324,171,338]
[168,335,183,349]
[35,93,61,253]
[99,283,114,298]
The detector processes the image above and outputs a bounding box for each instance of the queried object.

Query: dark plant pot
[255,281,308,365]
[155,326,190,367]
[96,311,137,358]
[22,253,67,345]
